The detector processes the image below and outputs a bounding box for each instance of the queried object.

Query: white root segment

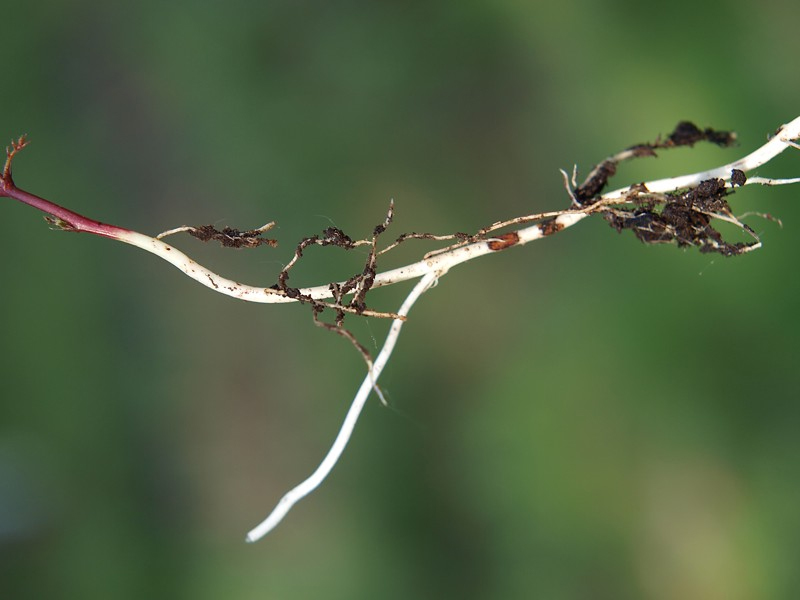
[245,269,443,542]
[599,116,800,200]
[745,176,800,186]
[100,116,800,306]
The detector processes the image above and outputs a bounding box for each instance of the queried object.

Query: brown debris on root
[566,120,757,256]
[574,121,736,207]
[188,224,278,248]
[662,121,737,148]
[603,176,757,256]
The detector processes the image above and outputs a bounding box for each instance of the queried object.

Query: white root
[245,270,443,542]
[8,116,800,541]
[99,116,800,306]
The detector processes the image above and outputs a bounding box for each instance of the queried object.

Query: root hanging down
[245,270,442,543]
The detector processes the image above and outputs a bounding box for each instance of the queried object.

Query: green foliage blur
[1,1,799,598]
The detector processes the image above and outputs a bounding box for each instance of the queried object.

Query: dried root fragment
[603,175,759,256]
[574,121,736,206]
[188,224,278,248]
[157,222,278,248]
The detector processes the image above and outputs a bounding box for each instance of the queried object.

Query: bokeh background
[1,1,799,599]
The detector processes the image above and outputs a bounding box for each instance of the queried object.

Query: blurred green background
[1,1,799,598]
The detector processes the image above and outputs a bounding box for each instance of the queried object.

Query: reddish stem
[0,139,132,240]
